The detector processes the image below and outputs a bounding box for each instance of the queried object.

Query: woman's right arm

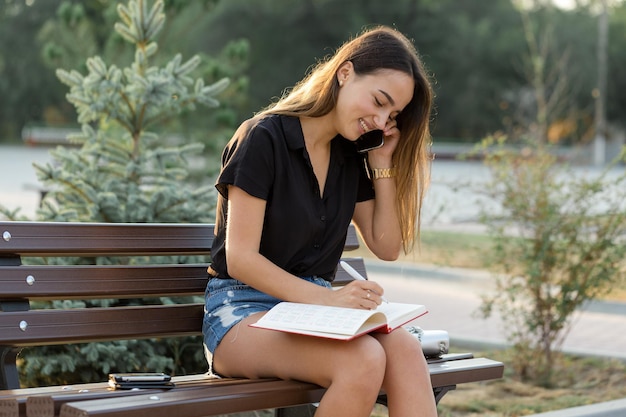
[224,185,383,309]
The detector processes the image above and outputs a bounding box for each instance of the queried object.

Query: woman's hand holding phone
[355,119,400,155]
[365,120,400,171]
[355,129,385,153]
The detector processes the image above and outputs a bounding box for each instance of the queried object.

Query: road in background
[0,145,52,217]
[1,144,496,222]
[1,144,621,225]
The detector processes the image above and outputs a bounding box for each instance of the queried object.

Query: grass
[350,230,493,270]
[410,230,494,270]
[352,229,493,270]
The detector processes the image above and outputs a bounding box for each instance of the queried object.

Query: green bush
[475,136,626,387]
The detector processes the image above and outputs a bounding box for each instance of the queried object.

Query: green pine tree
[18,0,231,387]
[35,0,228,224]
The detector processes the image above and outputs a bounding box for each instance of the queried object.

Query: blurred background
[2,0,625,219]
[1,0,624,152]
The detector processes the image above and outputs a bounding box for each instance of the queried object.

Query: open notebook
[250,301,427,340]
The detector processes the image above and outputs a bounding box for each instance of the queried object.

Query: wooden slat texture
[0,222,360,257]
[0,222,213,257]
[0,304,203,346]
[0,398,18,417]
[0,259,365,301]
[0,357,504,417]
[0,376,260,417]
[58,379,325,417]
[0,265,209,299]
[429,357,504,387]
[55,358,504,417]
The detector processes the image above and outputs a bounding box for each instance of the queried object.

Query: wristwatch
[370,167,396,180]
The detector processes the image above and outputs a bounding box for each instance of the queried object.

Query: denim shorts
[202,276,331,375]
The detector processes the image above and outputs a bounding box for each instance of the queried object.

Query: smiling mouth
[359,118,370,133]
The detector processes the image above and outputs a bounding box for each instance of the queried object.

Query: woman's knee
[379,328,422,355]
[332,337,387,386]
[397,331,424,357]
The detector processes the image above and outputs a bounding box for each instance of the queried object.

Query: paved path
[366,261,626,360]
[0,145,51,218]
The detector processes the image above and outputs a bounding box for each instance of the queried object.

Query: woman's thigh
[213,313,387,388]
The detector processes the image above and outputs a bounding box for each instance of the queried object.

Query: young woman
[203,26,436,417]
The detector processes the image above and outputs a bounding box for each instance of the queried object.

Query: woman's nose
[374,112,390,130]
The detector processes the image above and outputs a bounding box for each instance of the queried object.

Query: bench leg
[433,385,456,404]
[0,346,21,390]
[0,297,29,390]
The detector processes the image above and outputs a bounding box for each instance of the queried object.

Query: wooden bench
[0,221,504,417]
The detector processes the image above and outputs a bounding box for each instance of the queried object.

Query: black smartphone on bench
[355,129,384,153]
[108,372,175,390]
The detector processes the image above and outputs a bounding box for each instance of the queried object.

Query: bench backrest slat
[0,265,209,299]
[0,258,366,301]
[0,304,203,346]
[0,222,214,256]
[0,222,360,256]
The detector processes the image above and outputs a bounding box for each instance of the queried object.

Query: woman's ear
[336,61,354,85]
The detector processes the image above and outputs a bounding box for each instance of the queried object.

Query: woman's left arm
[352,123,403,261]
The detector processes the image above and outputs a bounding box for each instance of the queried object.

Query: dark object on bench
[0,221,504,417]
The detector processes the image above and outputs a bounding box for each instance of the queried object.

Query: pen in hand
[340,260,389,303]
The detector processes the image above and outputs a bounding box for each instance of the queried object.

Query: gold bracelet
[371,167,396,180]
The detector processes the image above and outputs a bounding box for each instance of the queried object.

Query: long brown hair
[259,26,434,253]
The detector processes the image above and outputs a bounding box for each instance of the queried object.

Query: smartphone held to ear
[355,130,384,153]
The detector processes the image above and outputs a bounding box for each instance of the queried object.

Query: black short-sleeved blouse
[209,114,375,281]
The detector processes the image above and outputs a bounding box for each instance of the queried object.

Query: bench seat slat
[0,376,270,417]
[59,380,326,417]
[0,358,504,417]
[0,304,203,346]
[55,358,504,417]
[429,357,504,386]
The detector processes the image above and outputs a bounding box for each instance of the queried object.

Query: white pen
[340,260,389,303]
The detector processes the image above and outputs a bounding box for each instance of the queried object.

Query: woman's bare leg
[372,329,438,417]
[213,313,386,417]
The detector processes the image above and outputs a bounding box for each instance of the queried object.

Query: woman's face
[335,63,414,141]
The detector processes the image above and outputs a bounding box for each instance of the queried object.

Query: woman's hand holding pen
[326,261,386,310]
[334,280,385,310]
